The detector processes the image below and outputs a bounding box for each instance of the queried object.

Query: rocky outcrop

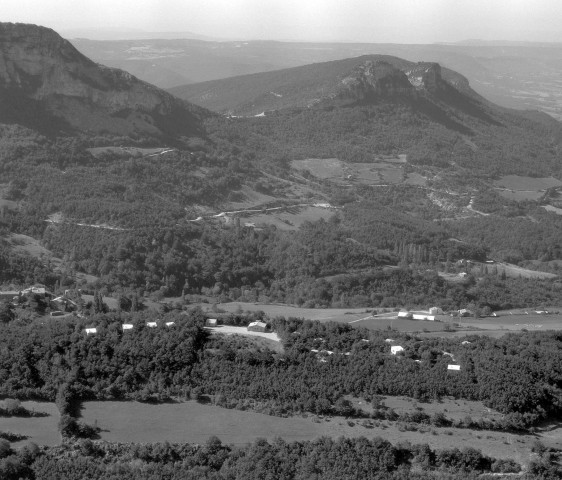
[0,22,208,137]
[404,63,444,92]
[338,60,414,101]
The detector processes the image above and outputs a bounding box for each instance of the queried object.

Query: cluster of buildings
[0,286,80,315]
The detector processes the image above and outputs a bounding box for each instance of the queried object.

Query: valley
[1,21,562,480]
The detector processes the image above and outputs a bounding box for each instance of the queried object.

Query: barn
[247,321,267,332]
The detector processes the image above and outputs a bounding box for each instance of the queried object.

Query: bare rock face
[339,60,414,101]
[0,22,206,137]
[405,63,439,91]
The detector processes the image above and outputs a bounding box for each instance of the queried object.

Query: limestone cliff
[0,23,208,138]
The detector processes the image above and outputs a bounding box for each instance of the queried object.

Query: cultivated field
[87,146,175,158]
[78,399,560,466]
[494,175,562,201]
[495,175,562,191]
[238,206,334,231]
[80,401,327,445]
[467,261,558,280]
[204,302,374,323]
[291,157,406,186]
[0,401,60,447]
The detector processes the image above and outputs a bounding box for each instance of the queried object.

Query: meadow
[78,399,561,467]
[494,175,562,201]
[291,157,407,186]
[0,401,60,447]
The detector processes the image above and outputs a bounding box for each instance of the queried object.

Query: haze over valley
[1,1,562,477]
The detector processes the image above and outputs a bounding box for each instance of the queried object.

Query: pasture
[203,302,374,323]
[0,401,60,447]
[80,401,327,445]
[469,261,558,280]
[239,205,334,231]
[494,175,562,201]
[87,146,175,158]
[78,400,558,466]
[495,175,562,191]
[5,233,99,284]
[291,157,406,186]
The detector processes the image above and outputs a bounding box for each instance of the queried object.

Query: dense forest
[0,310,561,478]
[3,434,553,480]
[0,310,561,430]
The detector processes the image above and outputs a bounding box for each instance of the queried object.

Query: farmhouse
[51,295,78,312]
[397,311,413,318]
[247,321,267,332]
[390,345,404,355]
[447,364,461,371]
[429,307,443,315]
[413,314,435,321]
[165,322,175,327]
[146,322,157,328]
[0,290,19,302]
[84,327,97,335]
[458,309,473,317]
[206,318,218,326]
[21,286,47,297]
[122,324,133,331]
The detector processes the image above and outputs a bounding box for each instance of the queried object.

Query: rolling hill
[71,37,562,120]
[169,55,477,116]
[0,22,210,140]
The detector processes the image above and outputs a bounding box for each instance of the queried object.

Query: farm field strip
[0,401,60,447]
[78,400,561,466]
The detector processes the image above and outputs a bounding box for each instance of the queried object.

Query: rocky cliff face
[0,23,207,138]
[334,60,452,105]
[338,60,414,101]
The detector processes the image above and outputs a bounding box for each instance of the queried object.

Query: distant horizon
[3,0,562,45]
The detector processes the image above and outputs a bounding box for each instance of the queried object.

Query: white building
[391,346,404,355]
[122,324,133,331]
[447,364,461,371]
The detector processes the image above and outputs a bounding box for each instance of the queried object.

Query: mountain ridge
[0,22,210,140]
[168,54,481,116]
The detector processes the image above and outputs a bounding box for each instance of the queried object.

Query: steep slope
[0,23,209,139]
[195,56,562,177]
[168,55,477,116]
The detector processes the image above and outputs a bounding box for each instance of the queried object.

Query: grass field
[494,175,562,201]
[5,233,99,284]
[0,401,60,447]
[87,146,174,158]
[203,302,375,323]
[495,175,562,191]
[239,206,334,231]
[78,400,560,466]
[467,261,558,280]
[291,158,406,186]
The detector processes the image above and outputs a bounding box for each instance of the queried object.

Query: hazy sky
[2,0,562,43]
